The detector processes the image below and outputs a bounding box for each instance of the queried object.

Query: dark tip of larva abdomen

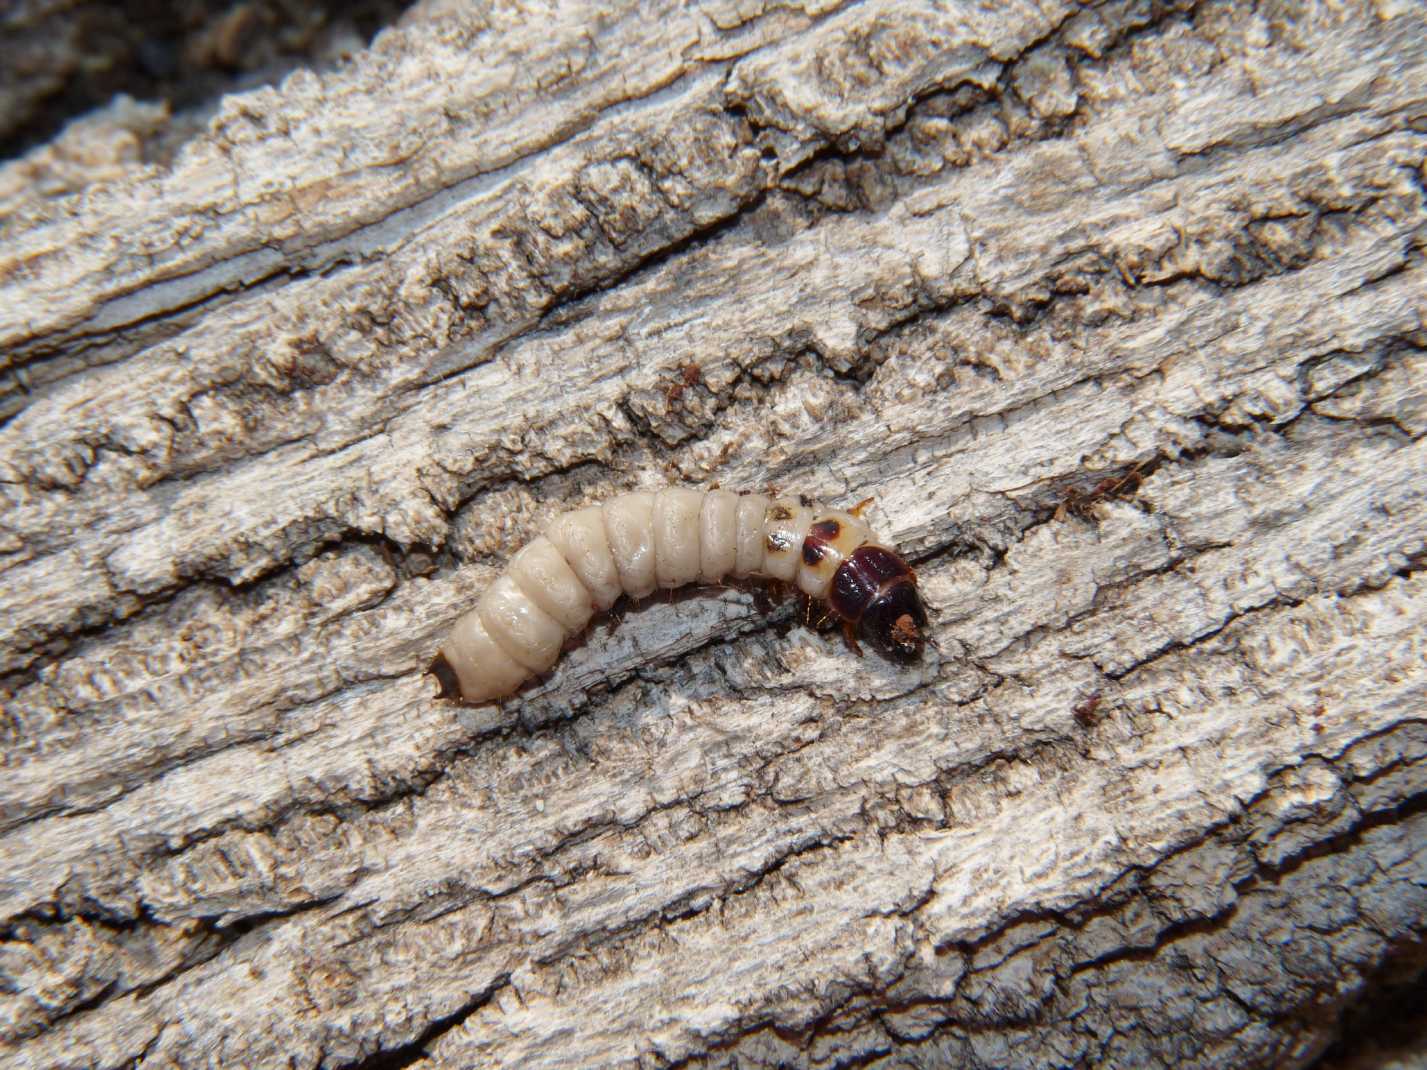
[427,652,463,702]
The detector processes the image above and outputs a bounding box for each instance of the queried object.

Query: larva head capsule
[828,545,930,663]
[861,577,929,662]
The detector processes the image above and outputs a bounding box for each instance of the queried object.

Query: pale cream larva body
[433,487,928,704]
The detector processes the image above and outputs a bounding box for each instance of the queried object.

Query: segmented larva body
[431,488,928,704]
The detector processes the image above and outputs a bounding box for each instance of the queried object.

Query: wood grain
[2,0,1425,1066]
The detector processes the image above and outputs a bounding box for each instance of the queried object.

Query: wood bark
[3,0,1427,1067]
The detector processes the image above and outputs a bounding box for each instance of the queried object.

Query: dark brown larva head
[828,545,929,662]
[861,579,929,662]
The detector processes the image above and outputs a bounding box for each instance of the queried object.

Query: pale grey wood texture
[3,0,1426,1067]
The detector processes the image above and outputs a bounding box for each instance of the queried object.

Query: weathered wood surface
[3,0,1426,1067]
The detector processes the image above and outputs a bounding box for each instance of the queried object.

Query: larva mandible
[429,488,929,704]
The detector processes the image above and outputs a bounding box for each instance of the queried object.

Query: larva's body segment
[441,612,530,702]
[509,536,595,632]
[761,498,813,582]
[699,490,739,583]
[478,574,564,672]
[796,510,871,600]
[431,487,929,705]
[733,493,769,577]
[653,487,704,588]
[602,492,658,600]
[545,507,622,611]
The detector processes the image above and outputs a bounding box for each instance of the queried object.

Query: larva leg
[840,620,864,657]
[600,597,629,635]
[751,579,784,617]
[794,592,835,631]
[850,497,874,518]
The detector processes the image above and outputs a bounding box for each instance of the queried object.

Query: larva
[430,488,929,704]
